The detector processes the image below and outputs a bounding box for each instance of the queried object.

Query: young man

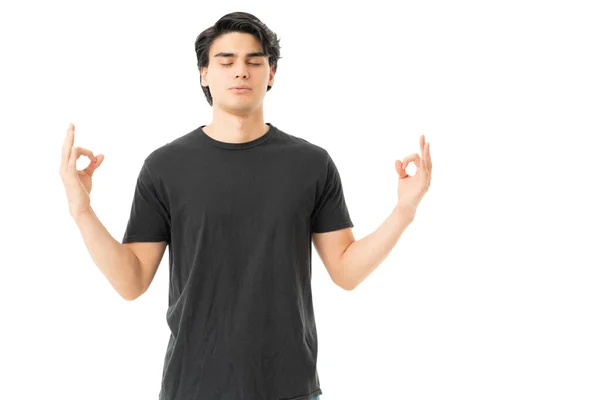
[60,11,432,400]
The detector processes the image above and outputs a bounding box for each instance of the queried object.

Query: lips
[230,87,251,94]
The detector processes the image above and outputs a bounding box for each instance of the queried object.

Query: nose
[235,63,249,79]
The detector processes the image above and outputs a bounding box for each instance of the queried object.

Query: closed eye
[221,63,262,66]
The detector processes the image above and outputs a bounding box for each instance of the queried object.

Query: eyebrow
[213,52,267,58]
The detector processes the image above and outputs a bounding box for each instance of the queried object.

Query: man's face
[200,32,275,112]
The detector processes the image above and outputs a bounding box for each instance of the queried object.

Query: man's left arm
[313,135,432,291]
[312,204,415,291]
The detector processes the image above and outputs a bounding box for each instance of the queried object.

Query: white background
[1,1,599,399]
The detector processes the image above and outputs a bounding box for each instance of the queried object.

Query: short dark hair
[194,12,283,106]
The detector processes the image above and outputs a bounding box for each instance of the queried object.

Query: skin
[322,136,432,290]
[60,123,104,219]
[199,31,276,144]
[60,31,433,299]
[396,135,433,213]
[195,31,435,291]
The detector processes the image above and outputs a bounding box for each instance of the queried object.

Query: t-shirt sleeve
[122,161,171,244]
[310,151,354,234]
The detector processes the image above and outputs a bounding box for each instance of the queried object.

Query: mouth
[230,87,251,93]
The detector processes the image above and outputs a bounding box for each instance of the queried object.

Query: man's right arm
[74,207,167,301]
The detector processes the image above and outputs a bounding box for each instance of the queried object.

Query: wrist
[72,206,94,222]
[394,202,417,222]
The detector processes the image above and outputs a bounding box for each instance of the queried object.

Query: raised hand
[59,123,105,219]
[394,134,432,213]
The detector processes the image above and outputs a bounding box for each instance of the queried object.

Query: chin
[219,103,257,114]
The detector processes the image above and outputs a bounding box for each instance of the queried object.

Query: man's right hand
[60,123,105,219]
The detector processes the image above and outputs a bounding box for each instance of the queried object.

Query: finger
[75,147,97,175]
[83,153,104,175]
[426,142,432,173]
[402,153,421,170]
[422,142,431,174]
[68,146,96,172]
[396,160,408,178]
[67,146,78,173]
[420,134,425,157]
[61,123,75,171]
[75,146,96,163]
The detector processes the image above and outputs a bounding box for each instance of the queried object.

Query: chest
[169,157,318,227]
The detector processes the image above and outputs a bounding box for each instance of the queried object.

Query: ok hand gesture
[394,134,432,213]
[59,123,105,219]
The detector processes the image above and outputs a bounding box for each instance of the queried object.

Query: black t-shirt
[122,122,353,400]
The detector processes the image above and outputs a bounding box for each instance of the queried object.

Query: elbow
[119,284,144,302]
[334,264,357,291]
[335,261,358,291]
[336,276,357,291]
[120,291,138,302]
[119,268,147,301]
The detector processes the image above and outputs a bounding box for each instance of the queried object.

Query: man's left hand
[395,134,433,213]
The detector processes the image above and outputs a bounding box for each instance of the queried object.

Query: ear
[269,64,275,86]
[200,67,208,87]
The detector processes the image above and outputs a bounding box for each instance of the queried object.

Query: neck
[204,105,268,144]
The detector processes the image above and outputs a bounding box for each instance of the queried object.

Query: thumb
[395,160,407,178]
[85,154,104,174]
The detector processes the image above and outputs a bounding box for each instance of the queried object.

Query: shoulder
[273,126,330,165]
[140,128,200,173]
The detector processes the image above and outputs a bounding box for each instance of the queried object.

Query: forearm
[338,204,415,290]
[74,207,142,300]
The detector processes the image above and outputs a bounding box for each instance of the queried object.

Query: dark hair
[194,12,283,106]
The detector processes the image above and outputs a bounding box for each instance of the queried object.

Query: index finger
[61,123,75,167]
